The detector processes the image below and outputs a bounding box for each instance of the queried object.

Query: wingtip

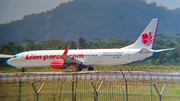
[67,45,69,49]
[62,45,70,56]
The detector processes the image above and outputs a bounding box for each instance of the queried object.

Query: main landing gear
[88,66,94,71]
[76,66,94,71]
[76,66,82,71]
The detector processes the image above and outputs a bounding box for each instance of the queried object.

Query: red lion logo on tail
[141,32,153,46]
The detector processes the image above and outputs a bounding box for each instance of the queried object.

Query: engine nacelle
[51,61,66,69]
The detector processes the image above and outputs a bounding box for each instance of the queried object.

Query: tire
[22,67,25,72]
[76,66,82,71]
[88,66,94,71]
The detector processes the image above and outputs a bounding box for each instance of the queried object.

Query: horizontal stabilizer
[154,48,176,53]
[0,54,13,58]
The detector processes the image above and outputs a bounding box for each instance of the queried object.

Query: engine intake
[51,61,66,69]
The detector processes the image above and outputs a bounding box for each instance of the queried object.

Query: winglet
[62,45,69,57]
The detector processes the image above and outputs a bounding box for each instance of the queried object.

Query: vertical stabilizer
[122,18,159,49]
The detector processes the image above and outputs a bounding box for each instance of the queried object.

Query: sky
[146,0,180,9]
[0,0,180,24]
[0,0,70,24]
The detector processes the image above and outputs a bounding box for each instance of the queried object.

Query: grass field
[1,65,180,101]
[1,80,180,101]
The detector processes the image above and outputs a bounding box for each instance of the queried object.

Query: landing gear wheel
[21,67,25,72]
[76,66,82,71]
[88,66,94,71]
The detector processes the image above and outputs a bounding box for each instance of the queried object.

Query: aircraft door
[126,51,131,60]
[21,56,24,62]
[98,52,102,60]
[127,54,130,59]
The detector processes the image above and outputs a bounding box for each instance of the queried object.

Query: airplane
[7,18,176,71]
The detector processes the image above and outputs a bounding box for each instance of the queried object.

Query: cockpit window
[13,56,17,58]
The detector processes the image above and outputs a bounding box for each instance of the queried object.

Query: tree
[0,42,24,54]
[44,39,64,50]
[23,39,36,51]
[67,40,77,49]
[77,37,86,49]
[93,38,104,48]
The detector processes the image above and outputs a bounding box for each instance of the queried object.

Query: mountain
[174,8,180,13]
[0,0,180,44]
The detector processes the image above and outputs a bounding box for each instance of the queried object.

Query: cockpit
[12,56,17,58]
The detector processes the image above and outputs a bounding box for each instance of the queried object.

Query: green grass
[0,80,180,101]
[1,66,180,100]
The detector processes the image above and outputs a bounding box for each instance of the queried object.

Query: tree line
[0,34,180,65]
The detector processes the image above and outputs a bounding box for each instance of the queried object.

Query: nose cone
[7,58,23,69]
[7,58,16,67]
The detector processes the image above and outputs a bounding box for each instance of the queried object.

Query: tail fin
[122,18,159,49]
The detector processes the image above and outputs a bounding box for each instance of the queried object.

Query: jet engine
[50,61,67,69]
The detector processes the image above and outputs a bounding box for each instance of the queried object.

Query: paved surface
[1,71,180,82]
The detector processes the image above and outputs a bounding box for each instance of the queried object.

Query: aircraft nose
[7,58,16,66]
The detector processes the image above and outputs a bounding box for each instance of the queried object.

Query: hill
[0,0,180,44]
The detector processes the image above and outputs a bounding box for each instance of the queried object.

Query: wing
[61,45,87,67]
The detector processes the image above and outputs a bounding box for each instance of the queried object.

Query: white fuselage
[7,48,153,68]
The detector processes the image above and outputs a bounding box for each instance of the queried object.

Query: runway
[1,71,180,82]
